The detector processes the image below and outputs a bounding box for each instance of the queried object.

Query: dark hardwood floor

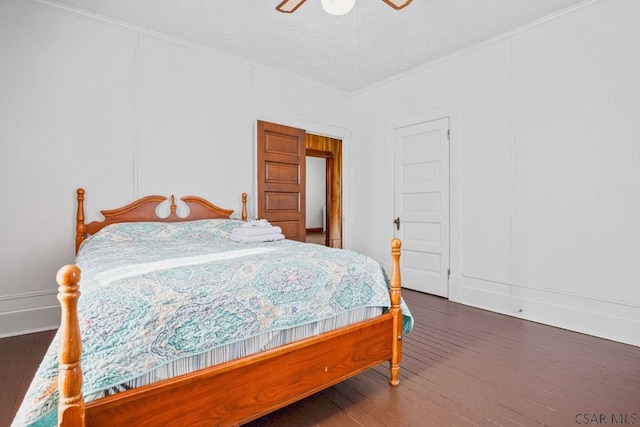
[0,328,56,426]
[2,290,639,426]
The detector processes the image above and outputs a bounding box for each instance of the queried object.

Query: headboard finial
[241,193,248,222]
[170,195,177,215]
[75,189,86,254]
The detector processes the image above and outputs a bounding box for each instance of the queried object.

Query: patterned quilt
[13,219,413,426]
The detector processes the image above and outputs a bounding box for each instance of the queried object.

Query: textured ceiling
[46,0,589,92]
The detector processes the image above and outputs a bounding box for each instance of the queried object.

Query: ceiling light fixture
[276,0,413,15]
[321,0,355,16]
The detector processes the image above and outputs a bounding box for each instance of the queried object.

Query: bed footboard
[56,238,403,426]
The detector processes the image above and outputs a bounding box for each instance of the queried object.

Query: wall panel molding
[461,276,640,347]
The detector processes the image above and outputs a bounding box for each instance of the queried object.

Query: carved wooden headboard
[74,188,247,253]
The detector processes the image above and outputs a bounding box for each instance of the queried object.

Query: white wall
[2,0,638,347]
[351,0,640,346]
[306,157,326,230]
[0,0,351,336]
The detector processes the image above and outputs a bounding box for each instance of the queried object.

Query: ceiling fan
[277,0,413,15]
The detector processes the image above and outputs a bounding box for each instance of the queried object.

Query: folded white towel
[232,226,282,237]
[243,219,271,228]
[230,233,285,243]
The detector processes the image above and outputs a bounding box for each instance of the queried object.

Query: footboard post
[389,238,402,386]
[56,265,85,427]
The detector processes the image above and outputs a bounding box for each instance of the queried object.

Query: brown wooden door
[257,120,306,241]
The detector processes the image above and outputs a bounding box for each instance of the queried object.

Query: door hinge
[447,269,451,279]
[447,129,450,140]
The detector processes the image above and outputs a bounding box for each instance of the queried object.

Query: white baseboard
[0,291,60,338]
[460,276,640,347]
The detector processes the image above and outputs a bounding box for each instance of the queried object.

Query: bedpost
[241,192,248,221]
[389,238,402,386]
[56,265,85,427]
[75,189,85,254]
[170,195,177,216]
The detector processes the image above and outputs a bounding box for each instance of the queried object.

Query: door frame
[306,134,343,248]
[254,119,349,248]
[385,106,462,302]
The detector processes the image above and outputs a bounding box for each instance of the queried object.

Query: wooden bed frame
[56,188,403,426]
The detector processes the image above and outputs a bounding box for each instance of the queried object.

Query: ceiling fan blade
[276,0,307,13]
[382,0,413,10]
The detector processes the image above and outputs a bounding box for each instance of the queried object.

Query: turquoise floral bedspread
[13,219,413,426]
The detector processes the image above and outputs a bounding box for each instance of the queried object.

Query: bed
[13,188,411,427]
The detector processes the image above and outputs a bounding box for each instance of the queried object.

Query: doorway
[256,121,343,248]
[306,134,342,248]
[305,156,327,245]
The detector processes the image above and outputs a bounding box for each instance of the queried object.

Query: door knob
[394,217,400,230]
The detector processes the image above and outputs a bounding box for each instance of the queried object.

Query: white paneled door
[393,117,450,297]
